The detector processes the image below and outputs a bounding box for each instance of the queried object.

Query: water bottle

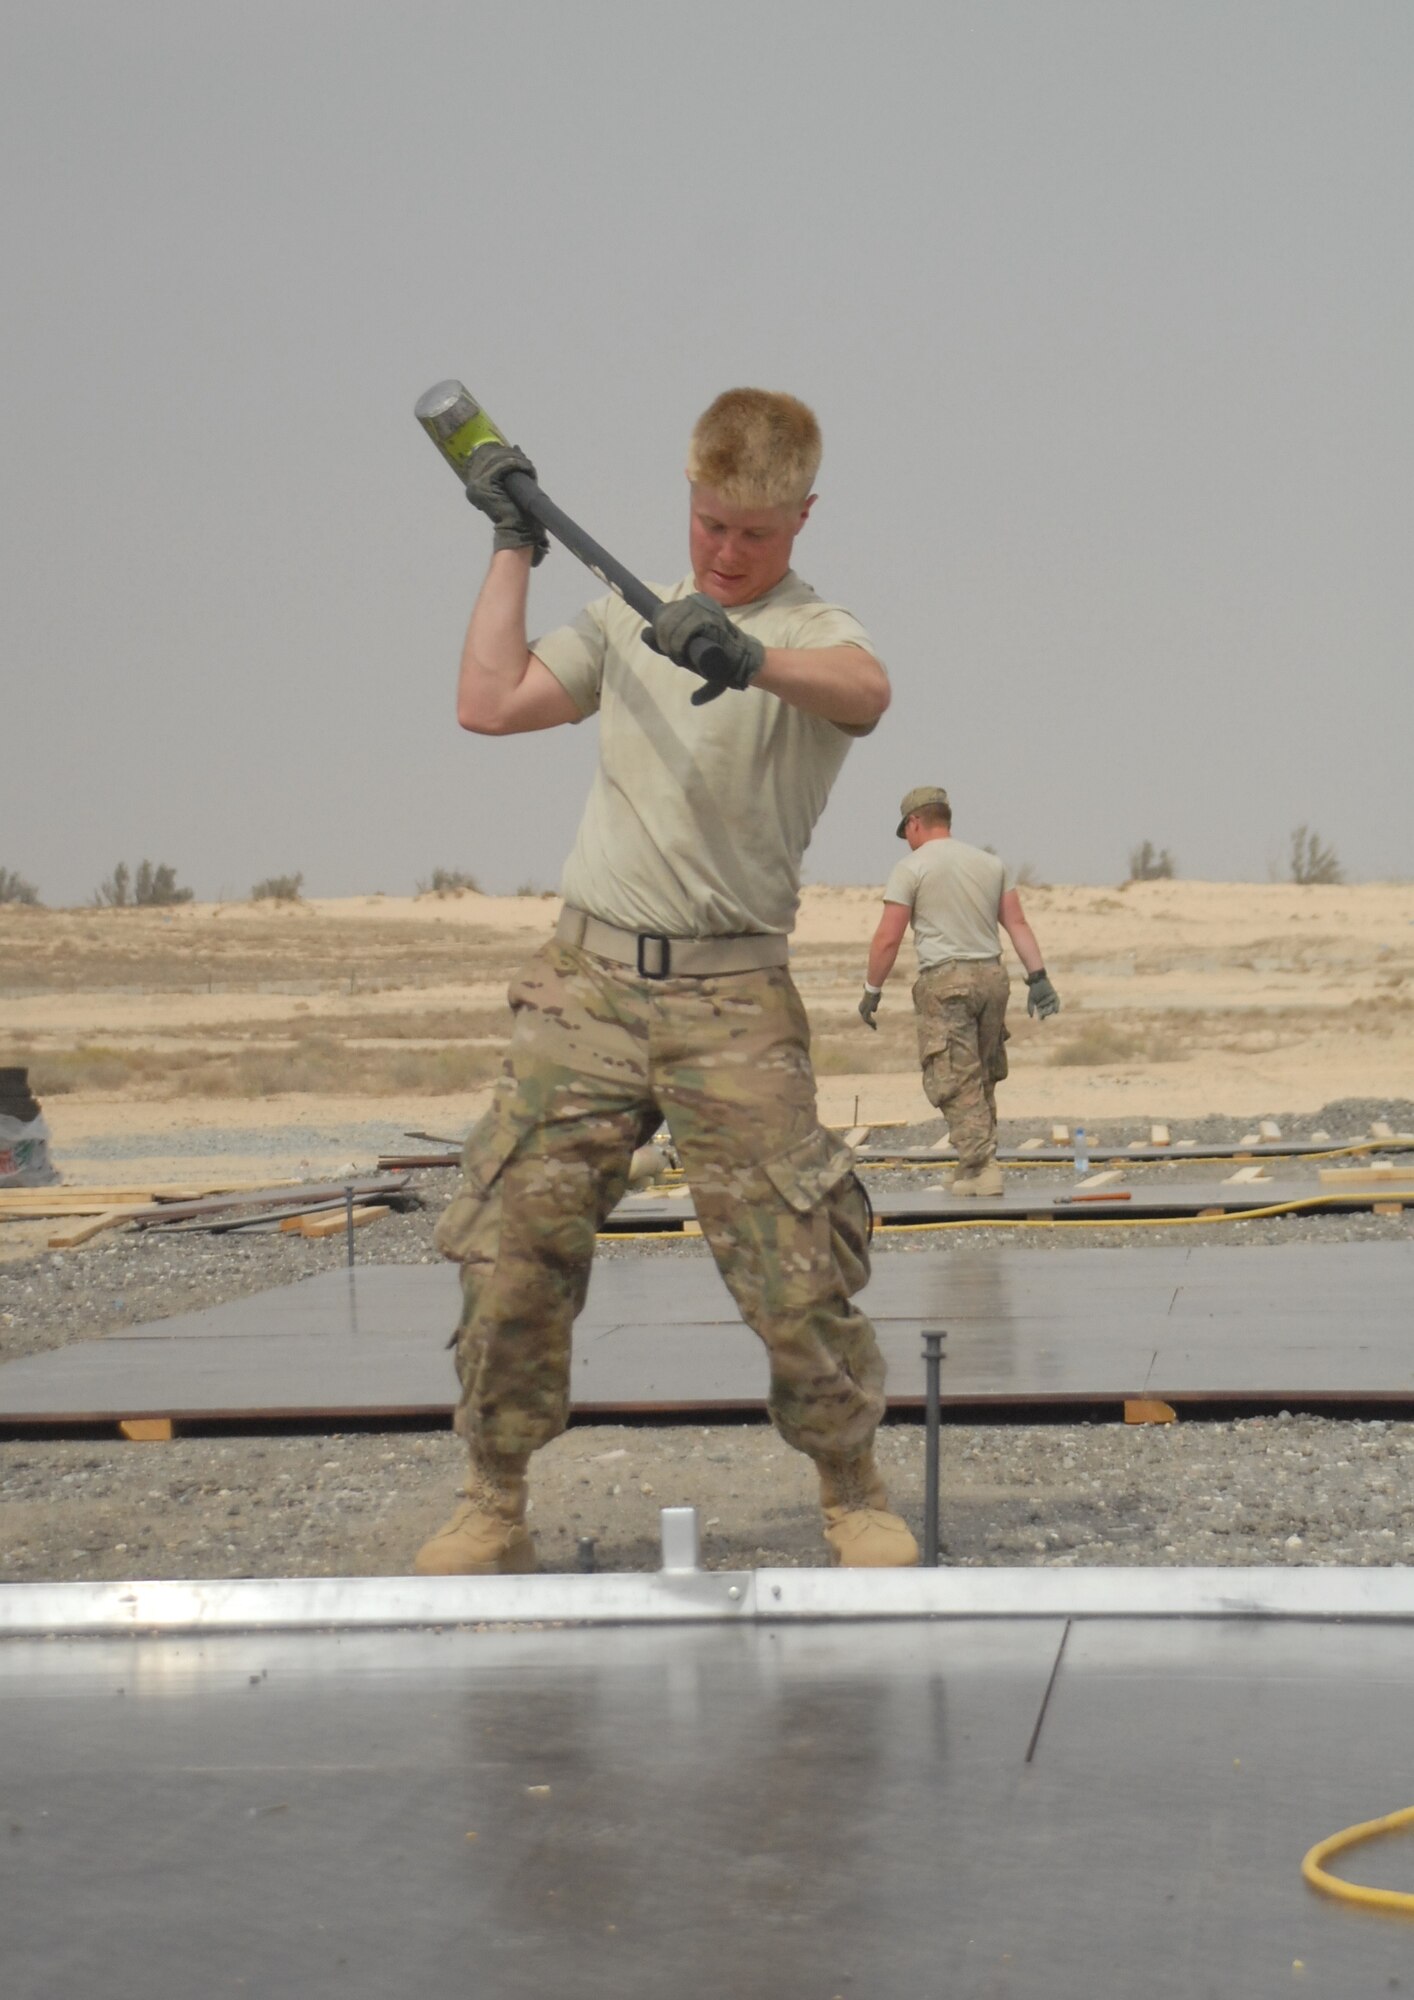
[1073,1125,1090,1177]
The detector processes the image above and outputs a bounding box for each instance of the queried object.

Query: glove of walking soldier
[464,442,550,565]
[642,594,765,694]
[858,986,882,1030]
[1025,969,1061,1019]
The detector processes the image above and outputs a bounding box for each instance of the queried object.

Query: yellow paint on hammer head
[414,380,509,480]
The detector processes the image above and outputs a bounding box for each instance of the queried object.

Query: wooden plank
[118,1417,174,1441]
[1149,1125,1171,1148]
[47,1208,149,1249]
[1,1178,300,1214]
[1050,1124,1070,1144]
[1318,1166,1414,1188]
[134,1176,410,1229]
[1373,1202,1405,1217]
[1259,1120,1282,1141]
[1125,1398,1177,1425]
[295,1205,391,1239]
[1224,1166,1271,1185]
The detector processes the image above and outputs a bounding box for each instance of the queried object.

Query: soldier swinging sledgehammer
[414,386,918,1574]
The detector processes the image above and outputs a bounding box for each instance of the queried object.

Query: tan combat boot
[413,1450,537,1576]
[818,1452,919,1567]
[949,1159,1004,1197]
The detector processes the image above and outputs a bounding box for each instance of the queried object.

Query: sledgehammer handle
[415,379,732,702]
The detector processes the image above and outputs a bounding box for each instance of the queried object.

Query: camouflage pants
[433,940,883,1467]
[912,959,1011,1171]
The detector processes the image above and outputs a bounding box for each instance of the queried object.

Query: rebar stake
[922,1330,947,1566]
[344,1184,356,1268]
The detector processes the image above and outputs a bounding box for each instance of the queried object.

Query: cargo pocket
[989,1024,1010,1085]
[763,1127,873,1300]
[431,1103,524,1263]
[921,1048,954,1111]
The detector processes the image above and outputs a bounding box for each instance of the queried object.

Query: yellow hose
[1302,1805,1414,1915]
[887,1138,1413,1173]
[874,1191,1411,1234]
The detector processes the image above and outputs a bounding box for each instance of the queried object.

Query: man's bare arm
[866,901,912,988]
[752,644,890,729]
[457,548,584,736]
[998,889,1045,977]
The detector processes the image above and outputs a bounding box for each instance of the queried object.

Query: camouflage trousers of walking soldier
[433,939,885,1469]
[912,958,1011,1171]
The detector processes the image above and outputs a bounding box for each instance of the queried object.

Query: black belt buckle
[636,932,671,979]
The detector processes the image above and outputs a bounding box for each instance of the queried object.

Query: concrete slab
[2,1243,1412,1426]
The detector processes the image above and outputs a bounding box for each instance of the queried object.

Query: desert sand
[3,879,1412,1186]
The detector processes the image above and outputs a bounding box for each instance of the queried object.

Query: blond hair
[686,389,822,508]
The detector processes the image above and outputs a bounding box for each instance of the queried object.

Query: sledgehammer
[415,380,734,702]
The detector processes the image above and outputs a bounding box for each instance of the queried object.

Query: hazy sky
[5,1,1411,906]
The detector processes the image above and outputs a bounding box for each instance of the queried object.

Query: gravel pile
[1,1100,1412,1580]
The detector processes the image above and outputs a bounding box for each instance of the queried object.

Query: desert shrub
[93,862,130,907]
[93,860,194,907]
[1013,861,1043,888]
[0,867,40,905]
[1289,825,1343,885]
[135,861,193,905]
[251,873,304,902]
[1050,1022,1143,1067]
[417,867,481,895]
[1127,841,1175,882]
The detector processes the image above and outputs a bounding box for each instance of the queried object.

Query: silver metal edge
[3,1566,1414,1638]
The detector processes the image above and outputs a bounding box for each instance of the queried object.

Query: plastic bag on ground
[0,1112,61,1187]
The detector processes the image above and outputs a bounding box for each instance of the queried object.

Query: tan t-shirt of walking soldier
[882,839,1014,965]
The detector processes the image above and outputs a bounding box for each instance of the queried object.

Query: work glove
[858,986,882,1030]
[1025,969,1061,1019]
[463,441,549,566]
[642,593,765,697]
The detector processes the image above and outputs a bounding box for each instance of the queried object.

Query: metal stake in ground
[344,1184,356,1269]
[414,379,736,704]
[922,1330,947,1566]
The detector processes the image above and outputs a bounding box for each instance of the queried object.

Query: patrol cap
[896,785,950,838]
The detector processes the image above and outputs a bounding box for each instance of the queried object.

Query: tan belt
[555,906,789,979]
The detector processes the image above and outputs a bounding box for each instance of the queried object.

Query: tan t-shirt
[531,571,878,936]
[883,837,1015,966]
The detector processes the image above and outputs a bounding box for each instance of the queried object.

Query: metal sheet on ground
[2,1243,1413,1423]
[611,1179,1394,1227]
[1,1616,1409,1998]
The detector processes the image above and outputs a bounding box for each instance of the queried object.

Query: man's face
[688,483,815,607]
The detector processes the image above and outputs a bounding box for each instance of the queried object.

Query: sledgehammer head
[415,380,509,480]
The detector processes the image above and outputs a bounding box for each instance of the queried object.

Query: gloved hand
[1025,969,1061,1019]
[642,594,765,695]
[858,986,882,1030]
[464,442,549,565]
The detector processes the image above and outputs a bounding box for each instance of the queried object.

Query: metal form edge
[3,1567,1414,1638]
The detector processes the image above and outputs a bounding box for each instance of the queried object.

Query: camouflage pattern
[911,959,1011,1170]
[434,940,883,1466]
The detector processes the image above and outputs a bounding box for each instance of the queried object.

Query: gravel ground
[2,1098,1412,1582]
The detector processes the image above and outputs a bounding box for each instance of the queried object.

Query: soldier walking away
[859,787,1060,1195]
[416,389,918,1575]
